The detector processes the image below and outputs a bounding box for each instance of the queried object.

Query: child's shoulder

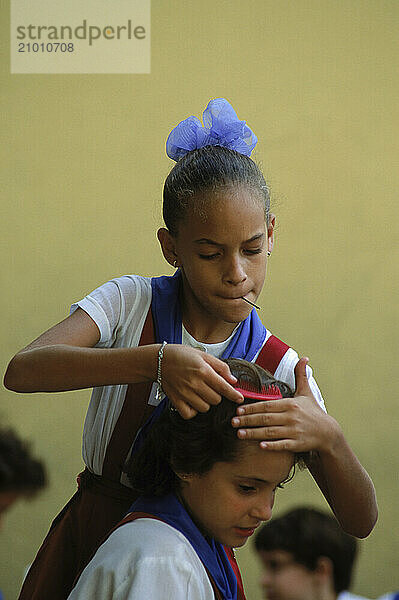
[261,330,326,412]
[93,274,153,327]
[105,518,210,573]
[71,275,153,346]
[259,330,298,386]
[107,273,152,295]
[87,519,214,597]
[84,274,152,305]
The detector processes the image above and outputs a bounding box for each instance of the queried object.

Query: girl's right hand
[161,345,244,419]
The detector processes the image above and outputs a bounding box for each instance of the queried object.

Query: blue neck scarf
[130,493,237,600]
[150,270,266,359]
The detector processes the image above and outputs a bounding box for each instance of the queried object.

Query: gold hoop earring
[173,260,178,268]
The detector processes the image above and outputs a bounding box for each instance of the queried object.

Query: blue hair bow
[166,98,258,161]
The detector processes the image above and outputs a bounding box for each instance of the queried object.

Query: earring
[173,259,178,268]
[267,251,271,257]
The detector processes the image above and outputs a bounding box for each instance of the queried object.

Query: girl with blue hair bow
[5,98,377,600]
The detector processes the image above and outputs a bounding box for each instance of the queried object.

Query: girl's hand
[161,345,244,419]
[231,357,339,452]
[230,357,378,538]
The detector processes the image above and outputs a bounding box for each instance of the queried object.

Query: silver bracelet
[155,341,167,402]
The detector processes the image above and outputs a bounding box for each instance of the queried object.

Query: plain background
[1,1,398,598]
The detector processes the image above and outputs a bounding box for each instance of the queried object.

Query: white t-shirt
[71,274,326,478]
[67,518,214,600]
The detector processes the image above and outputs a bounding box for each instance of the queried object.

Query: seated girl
[68,358,305,600]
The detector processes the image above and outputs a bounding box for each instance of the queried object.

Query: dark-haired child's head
[163,145,271,236]
[158,147,275,330]
[254,507,358,599]
[0,428,46,525]
[127,358,299,548]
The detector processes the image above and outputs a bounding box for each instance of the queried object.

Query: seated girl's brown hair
[126,358,305,497]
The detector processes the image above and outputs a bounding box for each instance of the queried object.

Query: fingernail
[231,417,240,426]
[237,407,245,415]
[237,429,246,438]
[260,441,267,449]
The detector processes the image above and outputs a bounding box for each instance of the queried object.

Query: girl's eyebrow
[235,472,291,486]
[235,475,270,484]
[194,233,265,246]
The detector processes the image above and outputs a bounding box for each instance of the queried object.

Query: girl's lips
[222,293,251,299]
[234,526,256,537]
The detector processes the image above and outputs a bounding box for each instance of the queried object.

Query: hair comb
[234,380,283,400]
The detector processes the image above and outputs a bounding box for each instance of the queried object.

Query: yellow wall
[1,1,398,598]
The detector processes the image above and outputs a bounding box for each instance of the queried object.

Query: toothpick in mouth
[241,297,261,310]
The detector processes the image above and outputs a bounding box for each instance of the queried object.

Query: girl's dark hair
[163,145,270,236]
[0,428,46,493]
[254,507,358,593]
[126,358,302,497]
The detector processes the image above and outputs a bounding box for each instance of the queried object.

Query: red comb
[234,381,283,400]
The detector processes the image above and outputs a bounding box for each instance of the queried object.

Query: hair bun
[166,98,258,161]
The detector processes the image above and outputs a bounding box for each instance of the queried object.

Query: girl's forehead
[178,187,266,238]
[218,443,294,481]
[195,185,264,214]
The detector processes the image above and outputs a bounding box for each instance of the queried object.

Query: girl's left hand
[231,357,338,452]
